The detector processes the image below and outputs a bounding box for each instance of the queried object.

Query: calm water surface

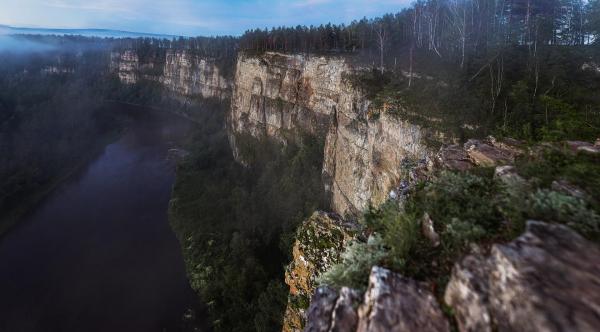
[0,107,203,332]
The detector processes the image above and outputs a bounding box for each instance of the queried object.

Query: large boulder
[304,287,362,332]
[464,139,516,167]
[283,211,358,332]
[565,140,600,154]
[437,144,474,171]
[304,267,450,332]
[357,267,450,332]
[445,221,600,332]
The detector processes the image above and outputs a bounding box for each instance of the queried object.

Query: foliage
[539,95,600,141]
[322,150,600,294]
[363,202,420,270]
[0,45,124,233]
[528,189,600,237]
[317,235,388,290]
[239,0,600,144]
[241,0,599,58]
[170,123,326,331]
[516,148,600,202]
[413,171,503,247]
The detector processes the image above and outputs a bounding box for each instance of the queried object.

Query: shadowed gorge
[1,1,600,331]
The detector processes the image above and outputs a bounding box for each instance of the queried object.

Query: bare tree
[489,56,504,114]
[449,0,468,68]
[376,23,387,74]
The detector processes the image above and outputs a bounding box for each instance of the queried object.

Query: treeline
[239,0,600,142]
[240,0,600,66]
[112,36,239,62]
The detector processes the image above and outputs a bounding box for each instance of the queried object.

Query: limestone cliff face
[323,110,432,216]
[110,51,139,84]
[228,51,434,216]
[283,212,357,332]
[161,50,231,99]
[228,52,349,148]
[110,49,231,99]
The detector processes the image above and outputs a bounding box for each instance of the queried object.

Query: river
[0,106,204,332]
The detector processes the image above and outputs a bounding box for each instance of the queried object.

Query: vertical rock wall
[161,50,231,99]
[110,50,139,84]
[228,51,434,216]
[227,52,349,147]
[110,49,231,99]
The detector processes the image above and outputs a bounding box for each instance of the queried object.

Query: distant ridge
[0,24,178,39]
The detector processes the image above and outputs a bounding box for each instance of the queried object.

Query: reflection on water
[0,106,203,332]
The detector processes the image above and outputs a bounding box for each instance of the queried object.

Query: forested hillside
[241,0,600,142]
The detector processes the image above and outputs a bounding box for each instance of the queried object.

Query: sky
[0,0,412,37]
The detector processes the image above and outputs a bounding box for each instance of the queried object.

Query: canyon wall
[110,50,139,84]
[161,50,231,99]
[110,49,231,100]
[228,51,434,216]
[111,49,435,216]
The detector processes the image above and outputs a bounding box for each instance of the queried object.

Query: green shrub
[411,171,503,244]
[516,149,600,207]
[317,235,388,290]
[444,217,486,248]
[528,189,600,238]
[170,130,327,331]
[363,202,420,267]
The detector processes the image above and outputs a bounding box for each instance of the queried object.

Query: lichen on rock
[445,220,600,332]
[304,267,450,332]
[283,211,358,332]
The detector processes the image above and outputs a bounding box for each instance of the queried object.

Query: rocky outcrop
[323,110,432,216]
[464,139,518,167]
[161,50,230,99]
[357,267,450,332]
[445,220,600,332]
[436,137,524,172]
[110,49,231,99]
[228,51,435,216]
[304,267,450,332]
[110,50,139,84]
[303,221,600,332]
[40,66,74,75]
[283,211,358,332]
[304,287,362,332]
[565,140,600,154]
[228,52,350,145]
[582,62,600,74]
[437,144,473,171]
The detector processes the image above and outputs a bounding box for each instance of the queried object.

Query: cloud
[292,0,332,7]
[0,0,413,36]
[43,0,139,14]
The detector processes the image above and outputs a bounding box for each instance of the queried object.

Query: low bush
[317,235,388,290]
[528,189,600,239]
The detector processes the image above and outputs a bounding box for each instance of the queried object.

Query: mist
[0,35,56,54]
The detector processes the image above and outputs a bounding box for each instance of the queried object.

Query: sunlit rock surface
[161,50,230,99]
[110,49,231,99]
[304,267,450,332]
[228,51,433,216]
[283,211,357,332]
[445,221,600,332]
[110,50,139,84]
